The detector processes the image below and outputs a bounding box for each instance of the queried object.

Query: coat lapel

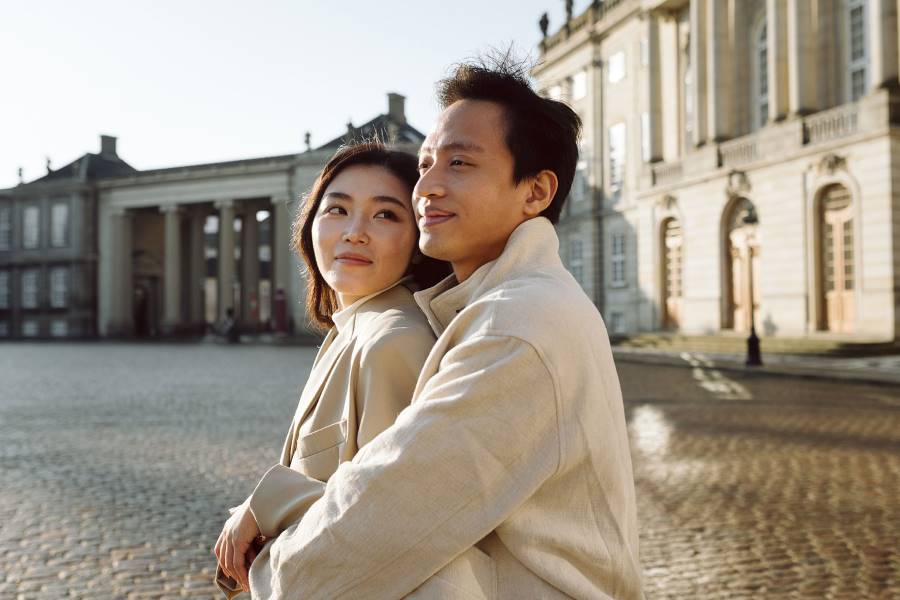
[285,328,354,459]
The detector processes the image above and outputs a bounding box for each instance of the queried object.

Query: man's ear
[523,170,559,217]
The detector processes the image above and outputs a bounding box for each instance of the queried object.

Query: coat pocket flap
[296,419,347,459]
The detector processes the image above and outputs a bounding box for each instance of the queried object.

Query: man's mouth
[419,209,455,228]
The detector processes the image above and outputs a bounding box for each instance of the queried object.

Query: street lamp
[743,206,762,366]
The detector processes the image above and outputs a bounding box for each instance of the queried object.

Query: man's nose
[413,167,446,204]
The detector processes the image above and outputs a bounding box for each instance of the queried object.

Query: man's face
[414,99,531,281]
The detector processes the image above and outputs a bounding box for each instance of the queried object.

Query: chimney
[387,93,406,125]
[100,135,117,158]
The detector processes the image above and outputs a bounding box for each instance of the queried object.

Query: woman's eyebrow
[323,191,352,201]
[372,195,409,210]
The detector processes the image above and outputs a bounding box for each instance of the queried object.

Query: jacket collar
[414,217,561,335]
[331,276,414,336]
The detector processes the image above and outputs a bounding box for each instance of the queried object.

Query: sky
[0,1,593,189]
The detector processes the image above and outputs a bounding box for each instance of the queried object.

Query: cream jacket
[217,281,435,598]
[249,218,643,599]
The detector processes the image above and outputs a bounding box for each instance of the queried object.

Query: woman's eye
[375,210,398,220]
[324,206,345,215]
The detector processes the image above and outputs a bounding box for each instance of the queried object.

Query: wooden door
[821,186,855,332]
[729,226,761,332]
[663,219,683,329]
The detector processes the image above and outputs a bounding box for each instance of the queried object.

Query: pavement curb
[612,349,900,388]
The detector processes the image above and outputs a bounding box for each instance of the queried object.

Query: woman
[214,141,449,597]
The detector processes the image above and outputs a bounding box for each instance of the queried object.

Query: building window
[50,319,68,338]
[752,16,769,130]
[847,0,868,101]
[0,271,8,309]
[22,320,39,337]
[640,37,649,68]
[608,51,626,83]
[641,112,651,163]
[683,55,694,148]
[608,122,626,201]
[51,203,69,248]
[50,267,68,308]
[0,321,8,337]
[568,238,585,285]
[610,312,625,335]
[611,232,627,287]
[23,206,40,249]
[21,269,39,308]
[548,84,562,101]
[0,206,10,250]
[572,70,587,100]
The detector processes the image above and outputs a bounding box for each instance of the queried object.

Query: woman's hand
[215,502,262,593]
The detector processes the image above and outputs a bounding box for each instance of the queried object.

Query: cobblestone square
[1,343,898,599]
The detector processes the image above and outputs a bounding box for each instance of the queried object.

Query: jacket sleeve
[247,325,433,539]
[248,334,560,600]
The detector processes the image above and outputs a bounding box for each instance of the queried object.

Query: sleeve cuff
[248,464,327,538]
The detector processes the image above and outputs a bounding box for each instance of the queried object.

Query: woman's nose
[342,217,368,244]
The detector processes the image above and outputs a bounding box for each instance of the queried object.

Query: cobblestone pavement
[1,343,897,599]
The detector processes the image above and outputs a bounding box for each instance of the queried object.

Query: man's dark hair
[437,49,582,224]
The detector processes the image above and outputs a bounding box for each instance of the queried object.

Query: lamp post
[743,206,762,366]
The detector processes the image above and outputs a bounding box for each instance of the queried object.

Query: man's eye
[418,162,431,171]
[450,159,467,167]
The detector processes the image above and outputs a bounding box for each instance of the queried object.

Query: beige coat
[216,282,435,598]
[249,217,643,600]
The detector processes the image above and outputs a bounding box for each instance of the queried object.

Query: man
[247,55,642,599]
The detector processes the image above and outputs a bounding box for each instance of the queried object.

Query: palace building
[534,0,900,340]
[0,93,422,338]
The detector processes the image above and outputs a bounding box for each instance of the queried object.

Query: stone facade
[0,136,135,339]
[534,0,900,340]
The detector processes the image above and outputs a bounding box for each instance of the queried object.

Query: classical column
[689,0,708,145]
[189,208,206,329]
[787,0,818,115]
[216,200,236,321]
[706,0,731,140]
[766,0,790,121]
[241,209,260,328]
[272,195,293,333]
[869,0,899,89]
[109,208,133,335]
[645,11,664,161]
[161,205,183,334]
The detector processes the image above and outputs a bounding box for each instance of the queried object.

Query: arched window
[751,15,769,131]
[846,0,868,101]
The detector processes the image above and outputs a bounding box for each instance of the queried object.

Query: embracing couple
[214,55,642,600]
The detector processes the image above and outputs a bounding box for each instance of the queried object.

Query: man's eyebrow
[419,141,486,157]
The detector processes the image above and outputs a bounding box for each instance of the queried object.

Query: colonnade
[107,194,295,336]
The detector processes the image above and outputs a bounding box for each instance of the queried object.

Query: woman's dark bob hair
[292,140,451,329]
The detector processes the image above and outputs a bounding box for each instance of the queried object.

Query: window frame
[610,231,627,288]
[22,205,40,250]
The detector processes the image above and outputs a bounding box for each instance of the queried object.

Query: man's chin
[419,235,454,263]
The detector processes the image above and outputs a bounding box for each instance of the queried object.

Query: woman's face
[312,164,417,308]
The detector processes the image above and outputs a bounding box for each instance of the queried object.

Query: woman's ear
[523,170,559,217]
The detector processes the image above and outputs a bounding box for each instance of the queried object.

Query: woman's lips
[335,253,372,266]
